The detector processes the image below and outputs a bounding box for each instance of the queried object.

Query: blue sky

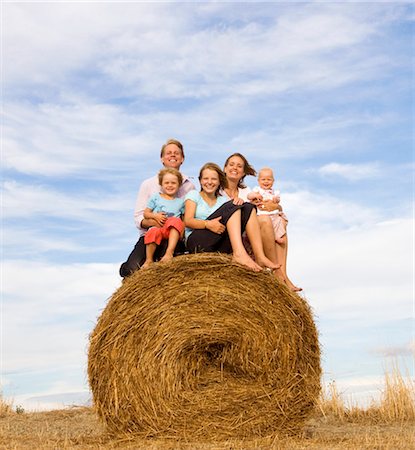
[2,1,413,410]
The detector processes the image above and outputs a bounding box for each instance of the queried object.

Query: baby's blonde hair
[258,167,274,179]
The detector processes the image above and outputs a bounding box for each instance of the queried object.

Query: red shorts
[144,217,184,245]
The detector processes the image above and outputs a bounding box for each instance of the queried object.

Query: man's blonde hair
[160,138,184,158]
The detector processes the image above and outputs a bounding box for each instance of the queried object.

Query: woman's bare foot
[141,260,153,270]
[255,255,280,271]
[272,267,286,283]
[160,252,174,263]
[285,278,302,292]
[232,252,263,272]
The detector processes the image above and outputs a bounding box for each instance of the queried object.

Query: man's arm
[133,177,159,231]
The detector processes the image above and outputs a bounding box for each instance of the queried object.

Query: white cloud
[283,189,383,231]
[96,5,392,99]
[3,96,252,177]
[2,180,130,223]
[11,391,91,412]
[2,261,121,373]
[317,162,381,180]
[371,340,415,357]
[288,216,413,321]
[3,100,152,176]
[3,2,173,87]
[3,227,84,254]
[3,2,405,99]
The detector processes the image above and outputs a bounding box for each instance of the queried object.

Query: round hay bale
[88,253,321,440]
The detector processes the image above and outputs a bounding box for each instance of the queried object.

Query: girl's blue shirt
[184,190,228,239]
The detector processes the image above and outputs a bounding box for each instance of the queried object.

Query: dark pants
[119,236,186,278]
[187,201,255,254]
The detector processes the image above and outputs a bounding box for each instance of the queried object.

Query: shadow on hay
[88,253,321,441]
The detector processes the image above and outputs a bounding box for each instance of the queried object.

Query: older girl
[184,162,278,272]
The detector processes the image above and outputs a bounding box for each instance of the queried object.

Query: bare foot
[232,252,262,272]
[141,261,153,270]
[255,255,280,271]
[272,267,286,283]
[291,286,303,292]
[276,237,285,244]
[285,278,302,292]
[160,252,174,263]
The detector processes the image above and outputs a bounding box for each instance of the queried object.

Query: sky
[1,1,413,411]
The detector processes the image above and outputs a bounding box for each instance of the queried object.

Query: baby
[247,167,288,244]
[142,168,185,268]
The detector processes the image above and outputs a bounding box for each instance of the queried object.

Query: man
[119,139,195,277]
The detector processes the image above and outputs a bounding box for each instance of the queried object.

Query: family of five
[119,138,301,291]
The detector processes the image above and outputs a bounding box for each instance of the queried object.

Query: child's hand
[153,211,167,227]
[206,217,225,234]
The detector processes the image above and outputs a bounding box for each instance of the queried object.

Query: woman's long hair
[224,153,256,189]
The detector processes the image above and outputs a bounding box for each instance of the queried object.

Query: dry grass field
[1,368,414,449]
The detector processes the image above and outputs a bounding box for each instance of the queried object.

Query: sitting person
[119,138,195,277]
[223,153,301,291]
[142,168,185,269]
[184,162,278,272]
[247,167,288,245]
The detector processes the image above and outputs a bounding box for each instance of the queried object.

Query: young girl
[142,168,185,269]
[184,162,278,272]
[248,167,288,244]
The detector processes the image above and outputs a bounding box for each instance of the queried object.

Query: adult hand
[232,197,245,206]
[249,195,262,207]
[153,211,167,227]
[260,199,282,212]
[249,193,263,205]
[206,217,225,234]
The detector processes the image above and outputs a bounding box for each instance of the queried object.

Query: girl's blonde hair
[158,167,183,186]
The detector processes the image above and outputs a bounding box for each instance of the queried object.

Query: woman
[184,162,278,272]
[223,153,301,291]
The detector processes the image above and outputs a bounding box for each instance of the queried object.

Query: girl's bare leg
[142,242,157,269]
[245,210,279,270]
[160,229,180,263]
[226,210,263,272]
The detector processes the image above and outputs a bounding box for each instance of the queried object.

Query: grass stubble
[1,366,413,449]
